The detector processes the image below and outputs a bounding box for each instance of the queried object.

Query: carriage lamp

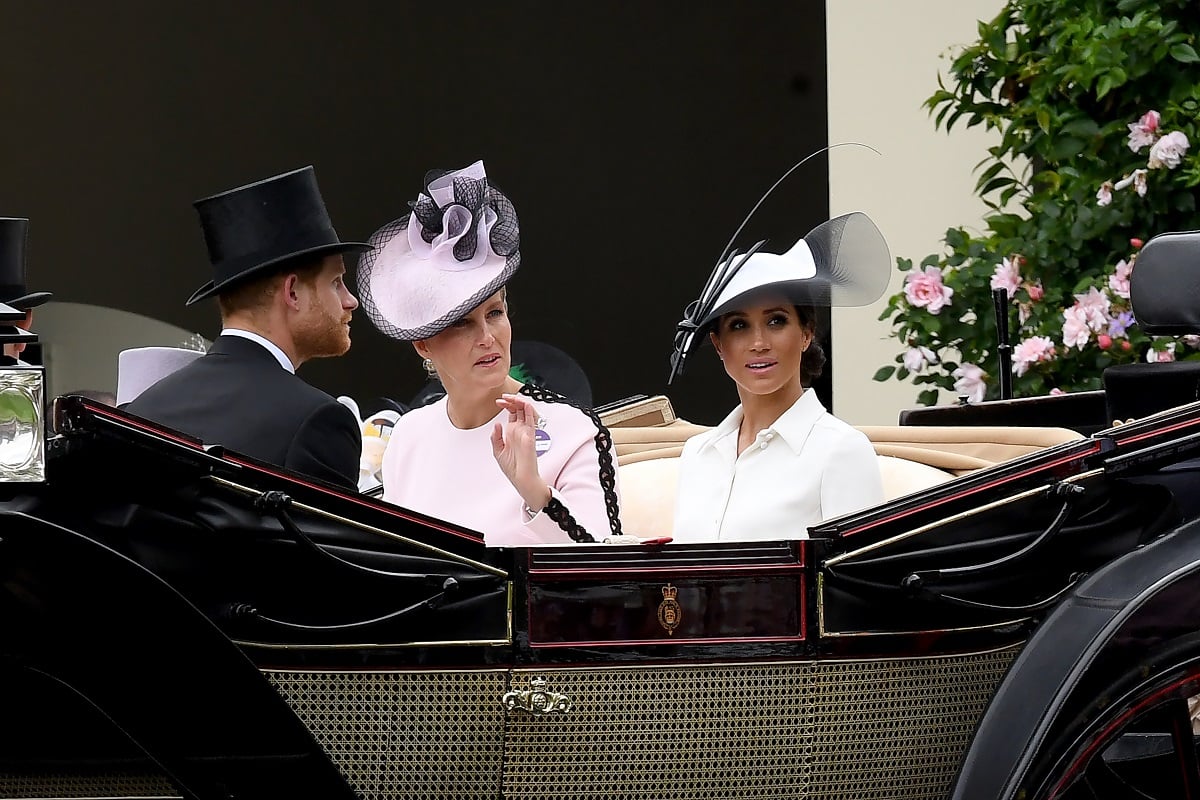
[0,303,45,483]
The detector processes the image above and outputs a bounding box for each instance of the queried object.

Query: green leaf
[897,366,911,381]
[917,389,941,407]
[981,177,1017,194]
[873,366,897,382]
[1171,43,1200,63]
[1048,136,1086,161]
[1096,73,1116,100]
[1060,118,1100,138]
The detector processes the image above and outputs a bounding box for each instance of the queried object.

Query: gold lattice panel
[504,647,1019,800]
[807,648,1018,799]
[0,771,177,798]
[266,669,507,800]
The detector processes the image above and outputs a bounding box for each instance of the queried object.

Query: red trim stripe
[841,444,1101,537]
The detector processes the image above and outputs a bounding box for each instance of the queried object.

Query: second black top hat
[0,218,52,310]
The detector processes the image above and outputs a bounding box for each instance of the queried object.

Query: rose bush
[876,0,1200,405]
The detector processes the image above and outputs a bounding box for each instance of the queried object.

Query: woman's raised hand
[491,393,552,513]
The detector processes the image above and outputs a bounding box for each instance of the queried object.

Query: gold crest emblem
[657,583,681,635]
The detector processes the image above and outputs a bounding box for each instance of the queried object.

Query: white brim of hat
[362,216,518,341]
[117,346,204,405]
[700,238,820,325]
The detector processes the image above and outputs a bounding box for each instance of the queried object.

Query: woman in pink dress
[357,161,622,546]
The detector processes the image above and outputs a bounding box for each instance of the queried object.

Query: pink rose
[1149,131,1190,169]
[1074,287,1111,327]
[1097,334,1112,349]
[1147,342,1177,363]
[1062,306,1092,349]
[953,364,987,404]
[903,266,954,314]
[1012,335,1057,376]
[903,345,936,373]
[1131,238,1144,249]
[1108,258,1132,299]
[1049,388,1065,396]
[1027,282,1044,302]
[990,256,1022,296]
[1096,181,1113,206]
[1133,169,1148,197]
[1127,110,1161,152]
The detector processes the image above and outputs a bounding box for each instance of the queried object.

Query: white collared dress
[672,390,883,541]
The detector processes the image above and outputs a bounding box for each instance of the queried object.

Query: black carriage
[5,233,1200,800]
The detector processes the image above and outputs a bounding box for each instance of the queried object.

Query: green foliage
[880,0,1200,404]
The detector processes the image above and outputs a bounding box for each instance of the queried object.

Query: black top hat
[0,218,52,310]
[186,166,371,306]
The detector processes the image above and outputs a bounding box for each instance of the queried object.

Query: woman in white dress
[669,213,891,541]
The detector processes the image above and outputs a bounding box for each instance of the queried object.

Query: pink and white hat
[357,161,520,341]
[116,346,204,405]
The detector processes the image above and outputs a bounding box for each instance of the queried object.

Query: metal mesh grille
[266,669,507,800]
[0,771,177,798]
[505,647,1018,800]
[807,648,1017,799]
[505,663,814,799]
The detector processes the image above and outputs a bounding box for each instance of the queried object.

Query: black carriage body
[4,397,1200,800]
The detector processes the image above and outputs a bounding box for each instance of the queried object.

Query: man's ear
[280,274,302,310]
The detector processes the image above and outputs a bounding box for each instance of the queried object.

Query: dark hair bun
[801,339,826,387]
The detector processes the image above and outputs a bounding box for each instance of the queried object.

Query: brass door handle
[502,676,571,715]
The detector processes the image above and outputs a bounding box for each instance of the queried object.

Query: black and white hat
[670,212,890,382]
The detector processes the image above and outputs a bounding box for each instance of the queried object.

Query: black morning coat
[126,335,361,491]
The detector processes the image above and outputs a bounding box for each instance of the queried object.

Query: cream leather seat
[604,397,1083,540]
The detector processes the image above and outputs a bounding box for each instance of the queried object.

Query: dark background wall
[1,2,828,425]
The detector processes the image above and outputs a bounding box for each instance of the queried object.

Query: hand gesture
[491,394,551,512]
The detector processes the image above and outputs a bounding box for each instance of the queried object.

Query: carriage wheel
[1036,642,1200,800]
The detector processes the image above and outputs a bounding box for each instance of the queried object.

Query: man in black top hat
[0,218,52,364]
[128,167,367,490]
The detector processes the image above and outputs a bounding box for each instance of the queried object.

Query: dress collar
[698,389,826,456]
[219,328,296,373]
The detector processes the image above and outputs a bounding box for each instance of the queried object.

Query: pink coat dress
[381,388,622,546]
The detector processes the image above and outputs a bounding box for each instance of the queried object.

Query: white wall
[32,302,206,398]
[827,0,1005,425]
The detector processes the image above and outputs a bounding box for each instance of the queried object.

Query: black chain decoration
[543,497,594,544]
[518,383,624,543]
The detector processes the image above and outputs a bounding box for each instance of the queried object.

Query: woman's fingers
[490,422,505,457]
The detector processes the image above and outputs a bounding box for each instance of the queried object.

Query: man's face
[291,255,359,361]
[2,310,33,359]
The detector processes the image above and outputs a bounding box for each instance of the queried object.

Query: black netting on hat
[356,216,412,340]
[803,213,891,308]
[356,173,522,342]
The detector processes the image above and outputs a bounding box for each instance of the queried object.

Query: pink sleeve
[522,419,622,543]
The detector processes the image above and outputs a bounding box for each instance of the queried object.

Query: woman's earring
[422,358,438,378]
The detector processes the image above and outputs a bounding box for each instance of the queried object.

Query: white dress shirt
[672,390,883,541]
[220,328,295,373]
